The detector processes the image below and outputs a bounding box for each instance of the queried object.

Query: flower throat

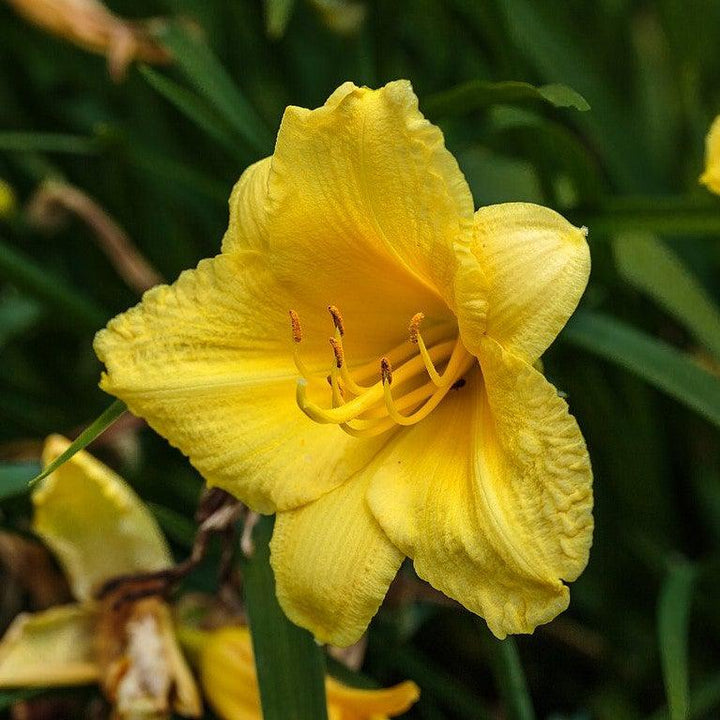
[290,306,475,438]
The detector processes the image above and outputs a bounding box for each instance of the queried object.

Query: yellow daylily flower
[94,80,593,646]
[0,435,202,719]
[181,625,419,720]
[700,115,720,195]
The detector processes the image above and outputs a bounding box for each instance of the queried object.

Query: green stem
[489,637,535,720]
[240,516,328,720]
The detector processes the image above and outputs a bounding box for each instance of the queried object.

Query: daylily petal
[700,115,720,195]
[457,203,590,363]
[270,474,404,647]
[33,435,172,601]
[326,677,420,719]
[197,625,418,720]
[367,352,592,638]
[198,626,265,720]
[474,337,594,583]
[0,604,99,687]
[221,157,272,253]
[95,253,392,513]
[262,79,473,333]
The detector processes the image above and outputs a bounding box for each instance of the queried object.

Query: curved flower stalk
[700,115,720,194]
[179,625,418,720]
[5,0,170,81]
[95,80,594,647]
[0,435,202,719]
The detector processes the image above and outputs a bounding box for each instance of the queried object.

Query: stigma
[289,306,475,437]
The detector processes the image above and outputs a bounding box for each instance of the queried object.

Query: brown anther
[409,312,425,344]
[380,357,393,385]
[289,309,302,343]
[328,305,345,336]
[329,337,344,368]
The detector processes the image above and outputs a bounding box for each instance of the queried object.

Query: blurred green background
[2,0,720,718]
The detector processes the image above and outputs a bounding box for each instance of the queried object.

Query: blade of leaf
[490,0,652,191]
[487,636,535,720]
[0,462,41,499]
[658,559,696,720]
[0,237,107,330]
[157,24,274,156]
[424,80,589,118]
[239,515,328,720]
[29,399,128,486]
[613,234,720,362]
[563,310,720,428]
[265,0,297,37]
[581,196,720,236]
[0,296,42,349]
[139,65,244,157]
[0,132,98,155]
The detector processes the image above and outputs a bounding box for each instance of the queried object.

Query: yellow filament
[381,344,475,426]
[292,344,314,380]
[292,304,473,435]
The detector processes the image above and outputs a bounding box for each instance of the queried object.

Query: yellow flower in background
[0,179,17,219]
[182,625,419,720]
[700,115,720,195]
[0,435,201,719]
[94,81,593,646]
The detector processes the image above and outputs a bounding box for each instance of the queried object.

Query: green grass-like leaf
[140,65,244,157]
[240,515,328,720]
[0,237,107,331]
[265,0,297,37]
[0,132,98,155]
[614,234,720,362]
[658,559,696,720]
[424,80,589,118]
[29,399,128,486]
[157,24,275,156]
[563,310,720,428]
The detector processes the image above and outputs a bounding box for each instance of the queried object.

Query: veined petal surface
[260,80,473,356]
[33,435,171,601]
[0,604,99,687]
[95,253,392,513]
[457,203,590,363]
[222,157,272,253]
[367,348,592,638]
[271,474,404,647]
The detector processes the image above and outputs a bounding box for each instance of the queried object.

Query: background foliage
[2,0,720,718]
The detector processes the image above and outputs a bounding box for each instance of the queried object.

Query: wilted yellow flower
[6,0,170,81]
[0,435,201,719]
[182,625,418,720]
[94,81,593,646]
[700,115,720,195]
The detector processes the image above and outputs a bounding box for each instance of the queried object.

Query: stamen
[382,351,476,426]
[289,309,313,380]
[380,357,392,385]
[410,312,458,388]
[289,309,302,343]
[409,313,424,344]
[329,337,344,368]
[293,303,474,436]
[328,305,345,336]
